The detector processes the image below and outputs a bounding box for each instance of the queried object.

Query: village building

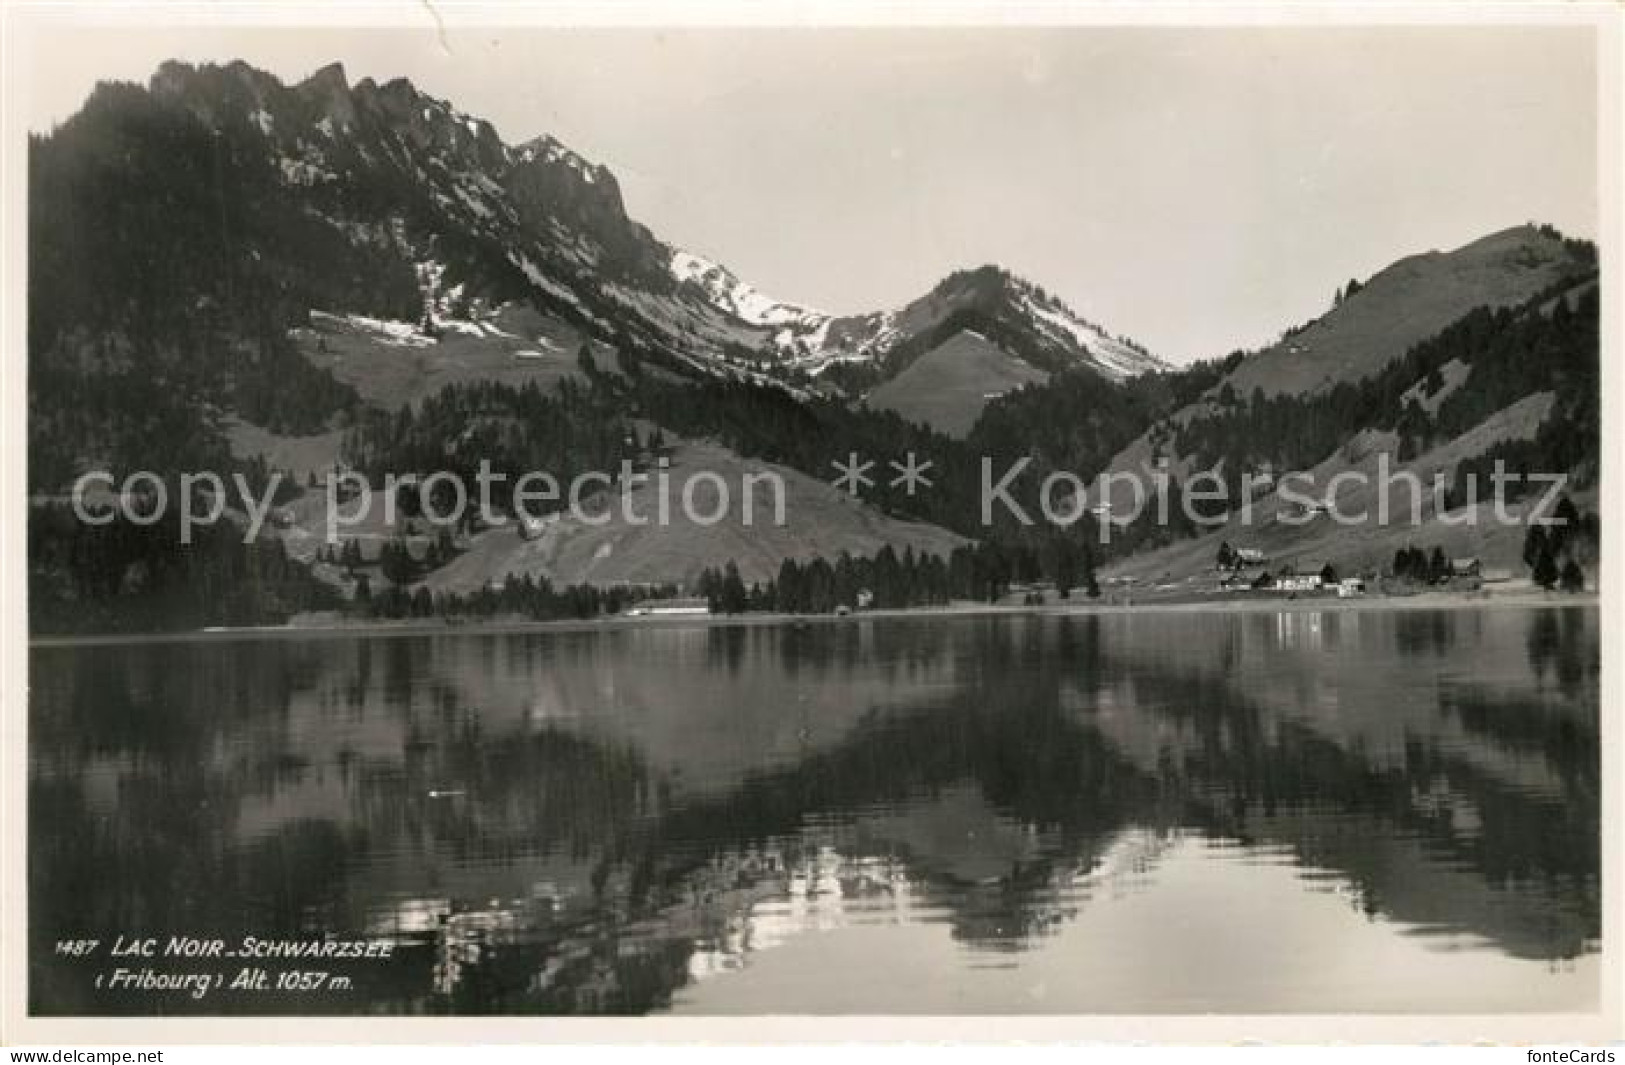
[1450,557,1482,579]
[625,597,710,617]
[518,513,554,540]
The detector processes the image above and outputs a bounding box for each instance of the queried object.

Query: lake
[27,604,1601,1015]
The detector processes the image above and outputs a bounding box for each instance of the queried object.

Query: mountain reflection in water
[28,606,1600,1015]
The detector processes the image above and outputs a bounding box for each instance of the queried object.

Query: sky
[17,21,1599,365]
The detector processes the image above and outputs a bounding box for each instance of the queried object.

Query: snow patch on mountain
[311,310,434,348]
[518,134,605,186]
[277,155,334,187]
[606,282,764,355]
[154,60,1168,392]
[668,249,827,329]
[510,253,592,316]
[1016,287,1166,380]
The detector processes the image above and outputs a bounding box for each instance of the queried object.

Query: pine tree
[720,561,748,615]
[1559,557,1585,593]
[1550,495,1580,554]
[1522,524,1548,571]
[1532,542,1559,590]
[381,538,415,584]
[697,566,721,613]
[1053,539,1077,599]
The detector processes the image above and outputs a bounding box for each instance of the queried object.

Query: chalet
[518,512,560,540]
[1220,566,1269,589]
[1449,558,1482,579]
[1274,567,1324,592]
[1337,577,1367,598]
[1234,547,1266,566]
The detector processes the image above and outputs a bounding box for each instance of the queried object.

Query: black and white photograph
[2,1,1620,1051]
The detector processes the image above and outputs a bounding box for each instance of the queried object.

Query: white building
[626,597,711,617]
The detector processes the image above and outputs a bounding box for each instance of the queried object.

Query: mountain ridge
[132,58,1166,389]
[1091,222,1597,495]
[1218,223,1591,399]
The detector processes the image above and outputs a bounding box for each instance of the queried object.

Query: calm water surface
[28,606,1601,1014]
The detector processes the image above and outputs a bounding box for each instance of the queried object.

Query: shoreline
[28,586,1598,649]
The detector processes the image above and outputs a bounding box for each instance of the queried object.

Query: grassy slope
[1104,226,1587,483]
[421,439,969,592]
[1100,393,1564,584]
[866,329,1049,438]
[224,417,347,483]
[1227,225,1583,399]
[1096,228,1592,573]
[238,433,967,593]
[294,302,611,411]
